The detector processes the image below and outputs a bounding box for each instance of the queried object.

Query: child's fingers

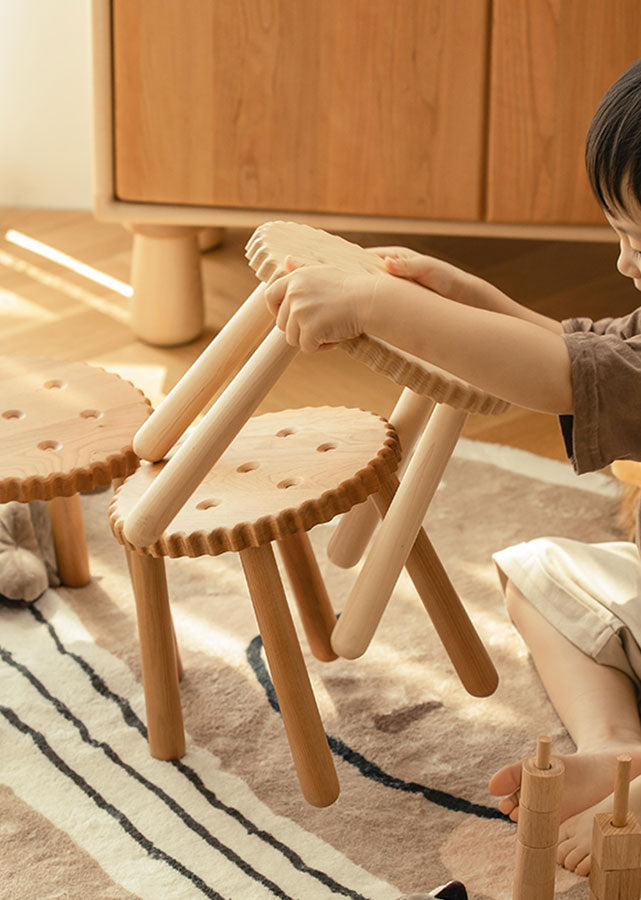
[264,273,290,316]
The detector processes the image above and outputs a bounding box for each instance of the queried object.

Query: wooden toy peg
[590,754,641,900]
[513,736,565,900]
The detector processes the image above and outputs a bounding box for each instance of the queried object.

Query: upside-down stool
[109,405,400,807]
[0,357,150,586]
[122,221,506,697]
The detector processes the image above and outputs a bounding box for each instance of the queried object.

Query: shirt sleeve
[561,309,641,474]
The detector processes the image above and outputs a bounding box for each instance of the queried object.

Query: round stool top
[109,406,399,558]
[246,221,510,416]
[0,357,151,502]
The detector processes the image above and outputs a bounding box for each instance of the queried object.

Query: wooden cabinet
[92,0,635,345]
[487,0,641,224]
[111,0,489,221]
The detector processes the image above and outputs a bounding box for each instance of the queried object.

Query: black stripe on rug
[0,644,295,900]
[22,601,375,900]
[0,704,225,900]
[246,635,507,822]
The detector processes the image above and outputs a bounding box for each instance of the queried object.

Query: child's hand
[368,246,470,301]
[264,258,383,353]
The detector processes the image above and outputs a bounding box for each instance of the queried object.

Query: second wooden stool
[109,405,399,807]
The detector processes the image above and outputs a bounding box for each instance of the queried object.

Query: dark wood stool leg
[48,494,91,587]
[240,543,339,807]
[125,547,185,759]
[276,531,338,662]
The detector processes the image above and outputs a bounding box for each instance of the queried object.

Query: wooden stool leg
[124,327,298,547]
[125,547,185,760]
[240,543,339,807]
[277,532,338,662]
[331,403,467,659]
[372,475,498,697]
[327,388,435,568]
[48,494,90,587]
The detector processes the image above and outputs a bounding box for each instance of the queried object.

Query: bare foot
[488,745,641,823]
[556,771,641,876]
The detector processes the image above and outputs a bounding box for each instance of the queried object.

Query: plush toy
[0,501,59,602]
[397,881,468,900]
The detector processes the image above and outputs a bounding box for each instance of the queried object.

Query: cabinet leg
[130,224,204,346]
[125,547,185,759]
[48,494,90,587]
[198,226,225,252]
[240,543,339,807]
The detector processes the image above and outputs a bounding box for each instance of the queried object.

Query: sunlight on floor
[5,229,133,297]
[0,287,56,324]
[0,248,130,325]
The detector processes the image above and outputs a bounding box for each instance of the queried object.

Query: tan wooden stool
[109,406,400,807]
[0,357,150,586]
[122,221,504,697]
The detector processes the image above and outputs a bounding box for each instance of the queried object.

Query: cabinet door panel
[112,0,489,220]
[488,0,641,224]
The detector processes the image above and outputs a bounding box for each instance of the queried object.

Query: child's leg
[489,579,641,826]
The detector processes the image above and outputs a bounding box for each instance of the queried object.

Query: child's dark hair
[585,58,641,213]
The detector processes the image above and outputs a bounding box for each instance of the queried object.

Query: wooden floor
[0,207,632,461]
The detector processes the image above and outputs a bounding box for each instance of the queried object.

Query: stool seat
[110,406,399,557]
[0,356,150,588]
[0,356,151,502]
[109,405,399,807]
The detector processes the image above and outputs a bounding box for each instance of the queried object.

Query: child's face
[605,206,641,290]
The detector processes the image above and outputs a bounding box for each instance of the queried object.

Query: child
[264,57,641,877]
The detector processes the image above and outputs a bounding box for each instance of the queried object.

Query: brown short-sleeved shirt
[561,308,641,474]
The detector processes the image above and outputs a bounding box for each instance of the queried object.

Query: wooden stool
[123,221,503,697]
[0,357,150,586]
[109,405,400,807]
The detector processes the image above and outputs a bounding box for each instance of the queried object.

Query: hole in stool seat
[237,461,260,473]
[196,498,222,510]
[80,409,103,419]
[276,428,296,437]
[316,442,337,452]
[43,379,66,390]
[277,477,303,489]
[38,440,62,451]
[2,409,25,420]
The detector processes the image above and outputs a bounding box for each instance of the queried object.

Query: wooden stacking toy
[0,356,150,586]
[590,754,641,900]
[124,221,505,697]
[512,736,565,900]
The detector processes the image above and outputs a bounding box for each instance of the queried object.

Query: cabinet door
[112,0,489,220]
[487,0,641,225]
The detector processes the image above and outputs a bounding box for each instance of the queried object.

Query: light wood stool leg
[372,475,498,697]
[240,543,339,808]
[331,403,467,659]
[125,327,298,547]
[130,224,204,347]
[125,547,185,760]
[48,494,90,587]
[327,388,435,568]
[277,531,338,662]
[133,283,272,462]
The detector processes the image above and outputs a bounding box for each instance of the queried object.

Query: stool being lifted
[124,221,505,697]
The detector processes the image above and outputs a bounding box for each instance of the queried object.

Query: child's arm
[369,247,563,335]
[264,263,573,416]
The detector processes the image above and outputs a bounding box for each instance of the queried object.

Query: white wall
[0,0,93,208]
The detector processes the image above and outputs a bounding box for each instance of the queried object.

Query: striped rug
[1,439,618,899]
